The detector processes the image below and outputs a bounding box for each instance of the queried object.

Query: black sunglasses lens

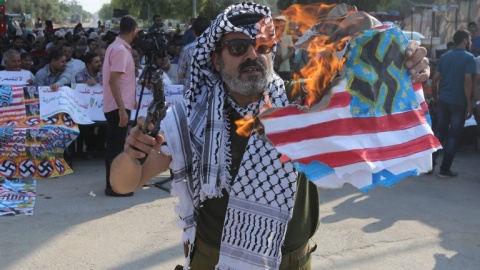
[256,44,271,54]
[227,40,250,56]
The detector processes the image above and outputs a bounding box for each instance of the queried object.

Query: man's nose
[244,43,258,60]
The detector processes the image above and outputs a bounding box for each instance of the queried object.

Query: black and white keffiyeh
[161,2,298,269]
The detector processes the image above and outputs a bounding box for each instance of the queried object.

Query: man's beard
[219,57,274,96]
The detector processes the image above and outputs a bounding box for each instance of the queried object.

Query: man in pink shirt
[103,15,138,197]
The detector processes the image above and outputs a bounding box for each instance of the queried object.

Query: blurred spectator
[30,40,49,72]
[1,36,26,67]
[35,18,43,30]
[131,48,142,71]
[4,50,35,85]
[274,16,294,81]
[86,38,99,54]
[46,36,66,52]
[4,49,22,71]
[149,15,164,33]
[95,47,106,63]
[447,41,455,51]
[75,52,105,157]
[468,22,480,57]
[73,40,87,62]
[63,42,86,84]
[12,36,27,53]
[98,25,105,34]
[74,23,84,35]
[292,48,310,78]
[45,20,54,34]
[65,31,74,44]
[167,43,179,64]
[4,50,34,84]
[34,50,69,90]
[20,52,35,74]
[75,52,102,85]
[181,18,196,45]
[178,16,210,93]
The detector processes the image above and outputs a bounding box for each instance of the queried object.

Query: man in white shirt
[62,42,86,84]
[4,49,35,85]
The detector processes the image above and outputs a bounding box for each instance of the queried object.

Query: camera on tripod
[141,29,168,60]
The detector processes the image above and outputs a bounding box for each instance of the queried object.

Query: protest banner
[131,84,184,121]
[0,71,33,85]
[47,84,185,123]
[39,86,94,124]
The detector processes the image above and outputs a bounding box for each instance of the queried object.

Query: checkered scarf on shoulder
[164,2,298,269]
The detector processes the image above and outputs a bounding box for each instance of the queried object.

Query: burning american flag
[258,4,440,192]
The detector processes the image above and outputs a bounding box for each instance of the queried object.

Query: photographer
[148,15,164,34]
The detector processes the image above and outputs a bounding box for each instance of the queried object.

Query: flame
[282,3,338,35]
[283,3,358,106]
[235,115,255,137]
[235,93,272,137]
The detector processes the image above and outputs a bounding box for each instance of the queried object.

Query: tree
[99,3,113,22]
[7,0,92,25]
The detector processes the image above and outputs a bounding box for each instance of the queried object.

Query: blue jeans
[433,101,466,172]
[104,109,131,190]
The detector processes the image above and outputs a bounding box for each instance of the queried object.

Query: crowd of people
[422,22,480,178]
[3,3,438,269]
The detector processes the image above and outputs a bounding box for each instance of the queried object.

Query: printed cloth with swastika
[0,85,79,179]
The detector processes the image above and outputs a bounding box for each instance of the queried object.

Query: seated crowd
[1,18,190,157]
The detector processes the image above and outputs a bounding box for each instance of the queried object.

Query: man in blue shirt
[34,50,69,90]
[432,29,477,177]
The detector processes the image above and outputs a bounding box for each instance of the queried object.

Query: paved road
[1,149,479,269]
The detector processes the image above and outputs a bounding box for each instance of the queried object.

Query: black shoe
[105,188,134,197]
[438,170,458,178]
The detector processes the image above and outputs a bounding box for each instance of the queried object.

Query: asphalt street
[1,148,479,270]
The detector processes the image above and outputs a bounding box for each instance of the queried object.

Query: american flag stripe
[259,76,440,191]
[305,149,434,190]
[265,109,429,145]
[0,86,26,122]
[275,124,437,160]
[295,134,438,167]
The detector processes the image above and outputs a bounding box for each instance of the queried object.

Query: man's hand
[118,108,129,127]
[466,104,473,120]
[87,79,97,86]
[124,116,164,159]
[27,79,33,86]
[50,83,59,91]
[405,41,430,84]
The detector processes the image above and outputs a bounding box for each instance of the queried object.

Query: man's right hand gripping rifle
[109,69,172,195]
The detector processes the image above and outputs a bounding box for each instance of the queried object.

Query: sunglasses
[216,39,274,56]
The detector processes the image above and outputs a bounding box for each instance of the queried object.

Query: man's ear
[212,52,221,72]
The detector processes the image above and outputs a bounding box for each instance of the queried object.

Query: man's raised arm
[110,117,172,194]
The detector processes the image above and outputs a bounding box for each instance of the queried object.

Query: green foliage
[6,0,92,25]
[99,3,113,22]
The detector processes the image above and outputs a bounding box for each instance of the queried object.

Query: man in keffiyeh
[109,2,430,270]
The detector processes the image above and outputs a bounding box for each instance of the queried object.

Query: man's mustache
[238,59,266,73]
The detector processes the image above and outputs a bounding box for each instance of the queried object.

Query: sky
[77,0,111,14]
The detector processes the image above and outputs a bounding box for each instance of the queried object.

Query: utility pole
[193,0,196,18]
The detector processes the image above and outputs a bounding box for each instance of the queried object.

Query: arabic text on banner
[0,71,33,86]
[46,83,185,123]
[39,86,94,124]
